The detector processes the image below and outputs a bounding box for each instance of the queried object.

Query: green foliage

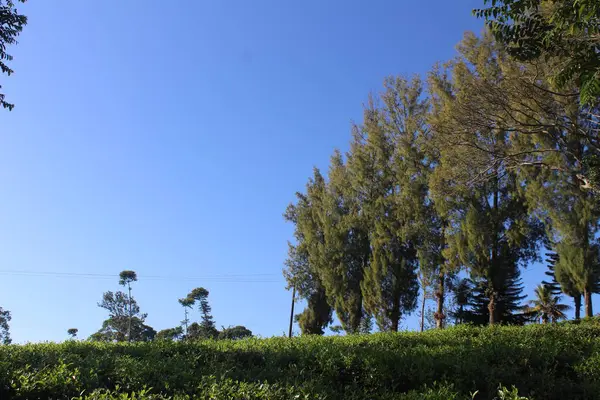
[68,328,79,339]
[0,0,27,111]
[155,327,183,342]
[91,291,154,342]
[0,324,598,399]
[0,307,11,344]
[218,325,253,340]
[474,0,600,106]
[185,288,217,339]
[119,271,138,287]
[529,284,570,323]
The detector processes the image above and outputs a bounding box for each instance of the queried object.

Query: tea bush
[1,323,599,399]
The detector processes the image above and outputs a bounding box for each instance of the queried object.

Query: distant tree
[119,270,138,342]
[449,278,473,325]
[91,290,153,342]
[218,325,253,340]
[543,242,583,319]
[542,243,562,296]
[67,328,78,339]
[0,0,28,111]
[0,307,11,344]
[178,297,194,336]
[156,326,184,341]
[90,316,155,342]
[187,288,218,339]
[529,284,570,323]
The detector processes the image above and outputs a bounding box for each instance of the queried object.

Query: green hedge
[1,323,599,399]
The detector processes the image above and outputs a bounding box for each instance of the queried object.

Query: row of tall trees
[89,270,252,342]
[284,28,599,334]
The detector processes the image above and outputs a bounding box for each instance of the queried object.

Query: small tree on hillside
[119,270,138,342]
[67,328,78,339]
[178,297,194,335]
[187,287,218,339]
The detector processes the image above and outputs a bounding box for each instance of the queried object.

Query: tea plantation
[1,323,600,399]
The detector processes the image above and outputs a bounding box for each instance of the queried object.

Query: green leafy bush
[1,324,599,399]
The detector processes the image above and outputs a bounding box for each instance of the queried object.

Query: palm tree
[529,284,570,324]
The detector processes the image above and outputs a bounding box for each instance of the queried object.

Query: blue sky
[1,0,592,342]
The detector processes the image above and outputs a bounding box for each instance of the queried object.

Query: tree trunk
[288,285,296,338]
[489,172,499,326]
[127,283,132,342]
[574,294,582,320]
[420,288,426,333]
[435,272,445,329]
[584,287,593,318]
[488,292,496,325]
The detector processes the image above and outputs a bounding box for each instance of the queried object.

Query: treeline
[284,29,600,334]
[80,270,252,342]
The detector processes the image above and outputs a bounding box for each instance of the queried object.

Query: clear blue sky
[1,1,592,343]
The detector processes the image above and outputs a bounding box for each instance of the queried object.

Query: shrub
[0,324,598,399]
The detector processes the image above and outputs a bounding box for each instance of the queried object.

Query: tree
[475,0,600,106]
[156,326,184,341]
[462,264,530,325]
[187,287,218,339]
[0,0,27,111]
[283,186,333,335]
[91,290,153,342]
[178,297,194,336]
[90,316,155,342]
[119,270,138,342]
[322,153,370,333]
[67,328,78,339]
[450,278,473,325]
[0,307,11,344]
[542,243,562,296]
[429,33,543,325]
[218,325,253,340]
[543,242,583,319]
[529,284,570,323]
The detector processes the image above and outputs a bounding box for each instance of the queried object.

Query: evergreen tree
[462,263,529,325]
[429,33,542,325]
[178,297,194,336]
[283,182,333,335]
[449,278,472,325]
[320,153,370,333]
[119,270,137,342]
[542,241,583,319]
[353,85,421,332]
[542,242,562,296]
[187,287,218,339]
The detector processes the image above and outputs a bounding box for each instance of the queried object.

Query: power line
[0,269,282,283]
